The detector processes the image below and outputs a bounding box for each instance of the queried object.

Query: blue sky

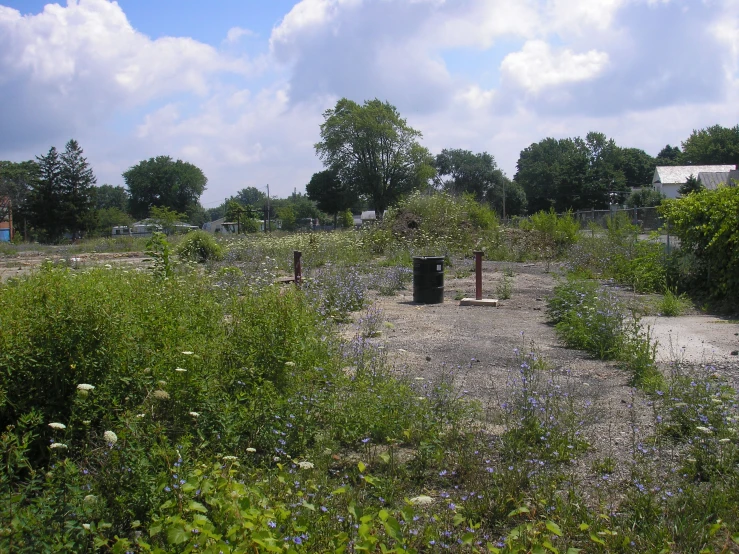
[1,0,738,206]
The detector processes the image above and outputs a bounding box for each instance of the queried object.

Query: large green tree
[306,169,357,228]
[515,132,630,212]
[234,187,266,206]
[655,144,682,166]
[616,147,655,189]
[124,156,207,220]
[0,160,37,238]
[315,98,435,216]
[94,184,129,211]
[681,124,739,165]
[60,139,96,238]
[28,147,66,242]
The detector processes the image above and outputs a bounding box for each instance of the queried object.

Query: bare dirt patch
[364,260,739,503]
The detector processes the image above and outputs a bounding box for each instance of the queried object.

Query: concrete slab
[459,298,499,307]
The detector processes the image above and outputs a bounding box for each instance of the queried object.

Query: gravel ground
[365,260,739,505]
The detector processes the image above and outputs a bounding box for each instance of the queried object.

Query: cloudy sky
[1,0,738,206]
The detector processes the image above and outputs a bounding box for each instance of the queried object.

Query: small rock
[426,356,431,361]
[536,298,543,301]
[533,307,542,311]
[731,350,739,356]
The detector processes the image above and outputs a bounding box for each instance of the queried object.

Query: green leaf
[378,509,389,522]
[332,486,347,495]
[589,533,606,546]
[358,461,366,473]
[187,501,207,513]
[542,540,559,554]
[507,506,530,518]
[379,452,390,464]
[732,534,739,545]
[167,525,188,545]
[578,523,589,531]
[545,520,563,537]
[566,549,582,554]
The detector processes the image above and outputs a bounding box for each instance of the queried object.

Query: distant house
[202,218,238,234]
[652,165,737,198]
[0,196,12,242]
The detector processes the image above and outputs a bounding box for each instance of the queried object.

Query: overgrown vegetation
[2,191,739,553]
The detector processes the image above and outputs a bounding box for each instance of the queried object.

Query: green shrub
[521,209,580,252]
[175,230,224,262]
[660,187,739,304]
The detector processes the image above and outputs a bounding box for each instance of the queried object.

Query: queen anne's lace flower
[77,384,95,391]
[297,461,314,470]
[246,447,256,453]
[153,390,170,400]
[48,422,66,430]
[222,455,238,461]
[189,411,200,417]
[103,431,117,445]
[50,443,68,449]
[174,367,187,372]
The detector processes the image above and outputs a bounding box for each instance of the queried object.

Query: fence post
[666,223,671,256]
[293,250,302,286]
[474,251,483,300]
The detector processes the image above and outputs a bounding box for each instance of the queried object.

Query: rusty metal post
[293,250,302,286]
[473,251,483,300]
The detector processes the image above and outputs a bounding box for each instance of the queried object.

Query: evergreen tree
[29,147,65,242]
[60,139,96,238]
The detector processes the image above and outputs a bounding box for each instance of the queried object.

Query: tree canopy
[680,124,739,166]
[124,156,207,220]
[515,132,635,212]
[315,98,435,216]
[305,169,357,227]
[0,160,37,232]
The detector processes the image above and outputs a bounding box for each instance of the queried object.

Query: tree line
[2,104,737,242]
[307,98,739,219]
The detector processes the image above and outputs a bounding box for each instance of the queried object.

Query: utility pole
[266,184,270,233]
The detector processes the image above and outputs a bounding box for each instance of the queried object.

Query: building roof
[698,172,730,190]
[729,170,739,185]
[653,165,736,185]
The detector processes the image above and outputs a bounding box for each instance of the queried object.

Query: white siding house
[652,165,736,198]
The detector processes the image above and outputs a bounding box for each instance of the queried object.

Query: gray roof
[653,165,736,185]
[729,170,739,185]
[698,172,730,190]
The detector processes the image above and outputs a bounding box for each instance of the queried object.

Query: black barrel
[413,256,444,304]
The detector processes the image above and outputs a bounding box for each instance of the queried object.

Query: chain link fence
[572,206,663,232]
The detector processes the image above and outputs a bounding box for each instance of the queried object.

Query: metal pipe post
[293,250,302,286]
[474,250,483,300]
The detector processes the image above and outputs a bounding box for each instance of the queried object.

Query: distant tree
[339,209,354,228]
[225,200,259,233]
[515,132,629,212]
[306,169,357,228]
[124,156,207,220]
[206,204,226,222]
[28,147,65,242]
[276,205,297,231]
[60,139,96,238]
[487,177,528,217]
[185,202,208,228]
[94,184,129,211]
[149,205,187,235]
[92,208,133,237]
[435,149,499,201]
[315,98,435,217]
[234,187,266,206]
[655,144,682,166]
[678,174,704,196]
[617,147,655,188]
[625,186,665,208]
[681,125,739,166]
[0,160,37,239]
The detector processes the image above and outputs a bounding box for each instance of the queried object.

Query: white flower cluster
[103,430,118,445]
[48,422,66,430]
[409,495,434,506]
[297,461,314,470]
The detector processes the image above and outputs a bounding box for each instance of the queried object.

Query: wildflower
[104,431,118,445]
[82,523,91,531]
[136,414,145,418]
[189,412,200,417]
[181,351,194,355]
[410,495,434,506]
[273,456,281,462]
[48,422,66,430]
[158,380,167,386]
[174,367,187,373]
[84,495,96,503]
[222,455,238,461]
[696,426,713,435]
[297,461,314,470]
[50,443,68,449]
[719,438,731,443]
[77,383,95,391]
[285,361,296,367]
[246,447,256,453]
[153,390,170,400]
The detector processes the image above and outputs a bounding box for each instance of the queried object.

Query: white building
[652,165,737,198]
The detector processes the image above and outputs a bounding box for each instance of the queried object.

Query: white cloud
[500,40,609,93]
[225,26,256,44]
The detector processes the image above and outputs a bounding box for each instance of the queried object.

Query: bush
[175,230,224,262]
[521,209,580,253]
[659,187,739,304]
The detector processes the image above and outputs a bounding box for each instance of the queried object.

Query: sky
[1,0,738,207]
